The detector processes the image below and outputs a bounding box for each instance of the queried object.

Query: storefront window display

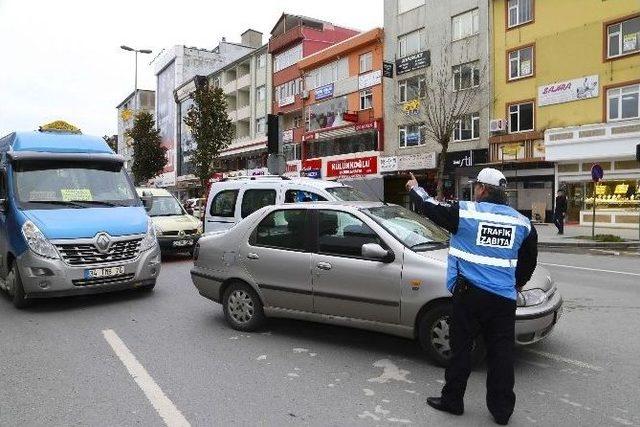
[563,179,639,222]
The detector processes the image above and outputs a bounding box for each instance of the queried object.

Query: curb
[539,241,640,249]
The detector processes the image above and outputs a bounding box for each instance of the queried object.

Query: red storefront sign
[302,159,322,170]
[355,121,377,132]
[327,156,378,178]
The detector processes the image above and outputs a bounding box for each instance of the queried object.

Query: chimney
[241,29,263,48]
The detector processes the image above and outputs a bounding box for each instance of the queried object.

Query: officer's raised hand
[406,172,418,192]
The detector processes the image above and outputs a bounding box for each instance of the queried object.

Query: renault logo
[178,230,186,237]
[95,233,112,253]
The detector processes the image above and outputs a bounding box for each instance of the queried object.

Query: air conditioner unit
[301,90,309,99]
[490,119,507,133]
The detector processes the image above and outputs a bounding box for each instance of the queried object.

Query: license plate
[173,239,192,247]
[85,266,125,279]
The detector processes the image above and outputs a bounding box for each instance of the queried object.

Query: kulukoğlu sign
[327,156,378,178]
[396,51,430,75]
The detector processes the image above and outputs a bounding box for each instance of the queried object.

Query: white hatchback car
[204,175,371,233]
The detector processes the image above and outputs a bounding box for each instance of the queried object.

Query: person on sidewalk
[406,168,538,425]
[554,190,568,235]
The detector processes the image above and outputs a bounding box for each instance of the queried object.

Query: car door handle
[247,253,260,260]
[316,262,332,270]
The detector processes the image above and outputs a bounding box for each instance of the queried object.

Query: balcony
[237,73,251,90]
[227,110,238,122]
[223,80,236,95]
[236,105,251,121]
[269,26,304,54]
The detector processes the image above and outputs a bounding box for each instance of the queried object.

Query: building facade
[383,0,491,207]
[297,28,385,199]
[268,14,359,170]
[153,40,257,191]
[491,0,639,227]
[115,89,155,172]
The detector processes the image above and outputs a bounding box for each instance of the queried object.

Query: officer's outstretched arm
[516,224,538,289]
[409,186,459,234]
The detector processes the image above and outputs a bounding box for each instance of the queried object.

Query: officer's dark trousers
[441,279,517,421]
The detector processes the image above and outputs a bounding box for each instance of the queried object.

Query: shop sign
[397,152,436,171]
[359,70,382,90]
[249,167,268,176]
[279,95,295,107]
[380,156,399,173]
[327,155,378,178]
[355,121,376,132]
[403,99,421,116]
[282,129,294,143]
[284,160,301,177]
[538,75,599,107]
[315,83,334,100]
[383,62,394,78]
[301,159,322,179]
[396,51,431,75]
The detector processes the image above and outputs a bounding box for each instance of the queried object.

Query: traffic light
[267,114,280,154]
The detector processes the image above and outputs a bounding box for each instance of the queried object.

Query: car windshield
[148,196,184,217]
[326,186,370,201]
[13,160,138,209]
[362,205,449,250]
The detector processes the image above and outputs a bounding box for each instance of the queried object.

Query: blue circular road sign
[591,164,604,182]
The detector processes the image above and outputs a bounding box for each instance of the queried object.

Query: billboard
[156,60,176,180]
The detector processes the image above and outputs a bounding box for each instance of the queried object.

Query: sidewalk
[535,223,640,244]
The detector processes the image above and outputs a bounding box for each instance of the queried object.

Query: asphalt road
[0,251,639,426]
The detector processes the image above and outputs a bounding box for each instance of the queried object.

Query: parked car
[191,201,563,367]
[204,175,371,233]
[136,188,202,255]
[185,198,205,220]
[0,130,160,307]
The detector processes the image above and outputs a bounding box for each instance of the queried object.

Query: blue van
[0,130,161,307]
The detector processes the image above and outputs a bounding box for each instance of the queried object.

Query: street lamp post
[120,45,152,111]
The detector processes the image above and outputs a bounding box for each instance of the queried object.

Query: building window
[359,52,373,74]
[398,29,423,58]
[452,8,479,41]
[257,54,267,69]
[398,0,425,14]
[453,61,480,91]
[508,101,534,133]
[256,85,266,102]
[274,44,303,72]
[453,112,480,141]
[607,83,640,121]
[508,45,534,80]
[305,58,348,90]
[360,89,373,110]
[607,16,640,58]
[275,78,303,104]
[293,115,303,128]
[256,117,266,134]
[398,76,426,102]
[508,0,533,28]
[399,123,426,148]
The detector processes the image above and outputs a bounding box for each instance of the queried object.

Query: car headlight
[141,218,158,251]
[21,220,59,259]
[517,288,548,307]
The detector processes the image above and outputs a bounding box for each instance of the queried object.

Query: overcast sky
[0,0,382,137]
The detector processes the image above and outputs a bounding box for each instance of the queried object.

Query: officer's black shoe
[491,414,510,425]
[426,397,464,415]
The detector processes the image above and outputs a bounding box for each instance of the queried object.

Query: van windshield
[148,196,184,217]
[13,160,138,209]
[325,186,370,201]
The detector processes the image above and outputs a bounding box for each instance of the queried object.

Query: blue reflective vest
[448,201,531,300]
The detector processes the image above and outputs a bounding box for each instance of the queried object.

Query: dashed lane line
[539,262,640,277]
[102,329,191,427]
[524,348,604,372]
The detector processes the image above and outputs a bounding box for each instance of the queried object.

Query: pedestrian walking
[554,189,567,235]
[406,168,538,425]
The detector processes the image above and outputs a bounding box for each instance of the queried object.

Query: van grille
[73,273,135,286]
[161,229,198,237]
[56,239,142,266]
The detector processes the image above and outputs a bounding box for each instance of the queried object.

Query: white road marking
[539,262,640,277]
[524,349,604,372]
[102,329,190,427]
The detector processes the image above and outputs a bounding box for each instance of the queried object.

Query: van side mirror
[140,194,153,212]
[362,243,395,263]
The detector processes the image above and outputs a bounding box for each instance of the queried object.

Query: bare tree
[395,41,488,200]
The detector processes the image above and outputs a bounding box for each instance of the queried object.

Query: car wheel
[222,281,265,332]
[418,303,485,368]
[7,262,30,309]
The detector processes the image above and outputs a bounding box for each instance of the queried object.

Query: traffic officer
[406,168,538,425]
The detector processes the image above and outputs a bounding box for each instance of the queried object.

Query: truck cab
[0,130,161,307]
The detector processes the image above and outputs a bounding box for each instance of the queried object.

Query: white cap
[470,168,507,188]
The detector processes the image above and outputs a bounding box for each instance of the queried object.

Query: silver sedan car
[191,202,563,366]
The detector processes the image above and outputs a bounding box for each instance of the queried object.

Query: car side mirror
[141,195,153,212]
[362,243,395,263]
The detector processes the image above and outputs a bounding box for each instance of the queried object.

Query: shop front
[443,149,489,202]
[545,121,640,229]
[380,152,437,207]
